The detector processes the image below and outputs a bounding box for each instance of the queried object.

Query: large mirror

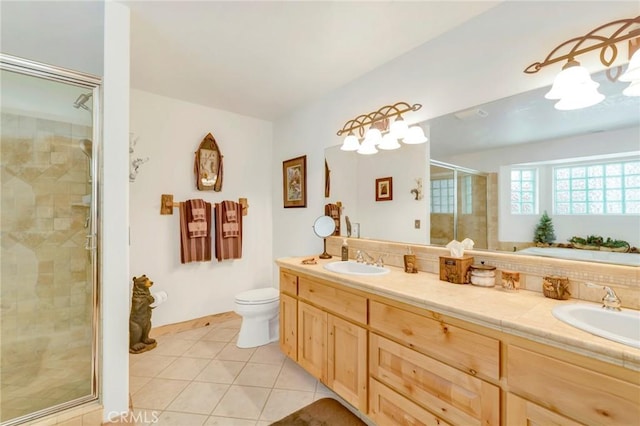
[325,69,640,266]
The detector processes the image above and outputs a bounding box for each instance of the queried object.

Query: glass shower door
[0,58,99,424]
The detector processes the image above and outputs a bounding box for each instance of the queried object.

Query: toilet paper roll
[150,291,168,308]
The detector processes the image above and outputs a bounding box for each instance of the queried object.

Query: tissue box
[439,255,474,284]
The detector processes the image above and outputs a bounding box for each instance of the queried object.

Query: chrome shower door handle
[84,234,96,251]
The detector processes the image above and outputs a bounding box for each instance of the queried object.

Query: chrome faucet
[601,286,622,311]
[587,283,622,311]
[356,250,375,265]
[375,254,385,267]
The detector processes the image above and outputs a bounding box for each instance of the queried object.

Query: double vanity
[276,256,640,426]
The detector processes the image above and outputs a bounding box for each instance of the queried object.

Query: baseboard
[149,311,240,338]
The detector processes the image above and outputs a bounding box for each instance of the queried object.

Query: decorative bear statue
[129,275,157,354]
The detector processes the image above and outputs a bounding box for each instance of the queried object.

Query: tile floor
[129,317,356,426]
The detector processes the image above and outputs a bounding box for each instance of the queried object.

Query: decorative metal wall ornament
[194,132,223,191]
[524,16,640,74]
[129,133,149,182]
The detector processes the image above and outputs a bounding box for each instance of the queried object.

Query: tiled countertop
[276,256,640,371]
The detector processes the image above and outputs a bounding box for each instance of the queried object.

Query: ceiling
[125,1,501,121]
[429,68,640,159]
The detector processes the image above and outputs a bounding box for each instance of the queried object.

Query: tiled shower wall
[1,112,94,420]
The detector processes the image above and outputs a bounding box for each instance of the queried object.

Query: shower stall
[429,160,489,249]
[0,54,100,425]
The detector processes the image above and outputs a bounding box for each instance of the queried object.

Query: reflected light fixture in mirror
[337,101,427,154]
[525,16,640,110]
[620,37,640,96]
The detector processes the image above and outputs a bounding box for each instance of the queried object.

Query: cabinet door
[506,393,582,426]
[297,301,327,383]
[279,292,297,360]
[327,314,367,412]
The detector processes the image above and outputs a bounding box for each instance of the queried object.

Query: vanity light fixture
[525,16,640,109]
[337,101,427,154]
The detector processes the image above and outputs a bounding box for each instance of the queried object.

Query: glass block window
[510,168,537,214]
[431,178,454,213]
[460,175,473,214]
[554,160,640,215]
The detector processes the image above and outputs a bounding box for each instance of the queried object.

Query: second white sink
[552,304,640,349]
[324,261,390,276]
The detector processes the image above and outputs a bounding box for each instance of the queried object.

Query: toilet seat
[235,287,279,305]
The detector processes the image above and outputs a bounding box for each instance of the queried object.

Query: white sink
[323,261,390,276]
[552,304,640,349]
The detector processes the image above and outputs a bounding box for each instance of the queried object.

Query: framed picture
[283,155,307,208]
[375,176,393,201]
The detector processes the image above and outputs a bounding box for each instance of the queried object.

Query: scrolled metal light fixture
[337,101,427,155]
[525,16,640,109]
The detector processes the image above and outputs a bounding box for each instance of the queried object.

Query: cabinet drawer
[370,333,499,426]
[506,392,582,426]
[298,276,367,324]
[369,377,451,426]
[370,300,499,381]
[507,345,640,425]
[279,269,298,296]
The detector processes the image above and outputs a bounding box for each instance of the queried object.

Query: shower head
[73,92,93,111]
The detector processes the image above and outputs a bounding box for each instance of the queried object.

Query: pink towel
[215,201,242,261]
[179,201,212,263]
[221,201,239,238]
[187,199,207,238]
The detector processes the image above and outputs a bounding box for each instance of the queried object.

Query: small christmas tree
[533,211,556,244]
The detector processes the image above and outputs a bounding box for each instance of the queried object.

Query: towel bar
[160,194,248,216]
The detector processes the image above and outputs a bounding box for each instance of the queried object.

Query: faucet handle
[586,283,622,311]
[602,286,622,311]
[376,254,385,267]
[355,250,364,263]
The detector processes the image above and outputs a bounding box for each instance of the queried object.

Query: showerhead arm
[73,92,93,111]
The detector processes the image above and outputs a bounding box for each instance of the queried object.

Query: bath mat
[270,397,366,426]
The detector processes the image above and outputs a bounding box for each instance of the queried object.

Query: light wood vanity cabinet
[278,266,640,426]
[506,344,640,425]
[281,271,368,411]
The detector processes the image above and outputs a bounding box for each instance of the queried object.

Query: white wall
[129,89,274,327]
[272,1,639,268]
[101,0,130,420]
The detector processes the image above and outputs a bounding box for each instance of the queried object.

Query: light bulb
[340,134,360,151]
[364,128,382,145]
[390,117,409,139]
[378,133,401,150]
[402,126,428,144]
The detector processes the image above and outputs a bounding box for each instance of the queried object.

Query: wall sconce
[524,16,640,110]
[337,101,427,155]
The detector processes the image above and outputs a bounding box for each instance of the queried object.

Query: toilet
[234,287,280,348]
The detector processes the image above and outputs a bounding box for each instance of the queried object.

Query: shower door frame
[0,53,102,425]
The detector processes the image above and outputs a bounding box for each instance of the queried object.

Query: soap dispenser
[341,239,349,261]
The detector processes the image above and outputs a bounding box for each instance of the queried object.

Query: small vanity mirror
[313,215,336,259]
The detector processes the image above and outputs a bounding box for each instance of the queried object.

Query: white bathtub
[517,247,640,267]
